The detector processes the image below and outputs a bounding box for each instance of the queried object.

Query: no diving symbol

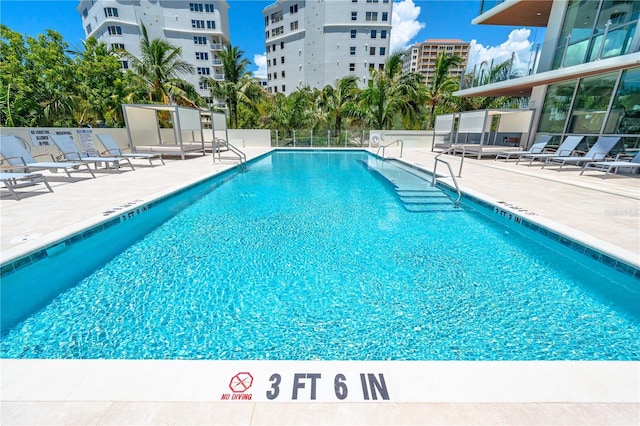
[229,372,253,393]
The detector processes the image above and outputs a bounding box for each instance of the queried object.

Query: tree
[359,51,427,130]
[203,44,262,128]
[425,52,463,128]
[0,26,76,127]
[319,76,360,135]
[70,37,129,127]
[121,22,195,105]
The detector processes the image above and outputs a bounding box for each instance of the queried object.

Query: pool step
[361,158,460,213]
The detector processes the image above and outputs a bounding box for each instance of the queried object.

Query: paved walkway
[1,147,639,425]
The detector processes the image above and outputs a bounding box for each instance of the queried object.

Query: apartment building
[263,0,393,95]
[77,0,230,106]
[456,0,640,149]
[404,39,470,86]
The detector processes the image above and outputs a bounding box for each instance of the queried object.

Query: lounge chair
[0,135,96,181]
[542,136,621,169]
[495,135,553,161]
[580,151,640,177]
[95,134,165,166]
[1,172,54,200]
[50,134,135,172]
[517,135,585,165]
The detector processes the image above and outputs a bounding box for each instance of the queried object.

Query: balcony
[209,43,224,51]
[474,0,552,27]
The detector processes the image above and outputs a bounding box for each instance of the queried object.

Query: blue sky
[1,0,545,77]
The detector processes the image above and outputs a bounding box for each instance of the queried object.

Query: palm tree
[203,44,261,128]
[319,76,360,135]
[121,22,195,105]
[359,51,428,130]
[425,52,463,128]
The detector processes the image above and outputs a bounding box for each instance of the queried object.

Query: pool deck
[1,147,639,425]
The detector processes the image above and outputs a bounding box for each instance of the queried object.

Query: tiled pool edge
[394,158,640,279]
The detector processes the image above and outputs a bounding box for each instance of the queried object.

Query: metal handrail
[432,153,462,207]
[213,138,247,171]
[376,139,404,158]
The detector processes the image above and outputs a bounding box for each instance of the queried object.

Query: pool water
[1,151,639,360]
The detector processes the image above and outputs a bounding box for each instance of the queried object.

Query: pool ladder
[432,150,462,207]
[376,139,404,158]
[213,138,247,172]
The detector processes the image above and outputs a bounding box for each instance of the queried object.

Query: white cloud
[253,53,267,79]
[467,28,539,77]
[390,0,426,53]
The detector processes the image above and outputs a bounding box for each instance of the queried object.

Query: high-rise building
[77,0,231,106]
[263,0,393,95]
[456,0,639,149]
[403,39,470,86]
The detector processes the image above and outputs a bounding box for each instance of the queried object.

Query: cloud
[467,28,539,76]
[390,0,426,53]
[253,53,267,79]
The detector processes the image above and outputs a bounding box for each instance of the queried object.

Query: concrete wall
[1,127,130,158]
[1,127,272,158]
[369,130,436,149]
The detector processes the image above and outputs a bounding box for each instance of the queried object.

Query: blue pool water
[1,151,639,360]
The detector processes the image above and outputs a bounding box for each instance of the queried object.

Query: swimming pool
[1,150,639,360]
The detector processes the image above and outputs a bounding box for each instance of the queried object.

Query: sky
[0,0,546,78]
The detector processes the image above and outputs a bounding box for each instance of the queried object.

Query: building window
[272,26,284,36]
[274,87,278,93]
[104,7,119,17]
[193,36,207,44]
[205,4,214,12]
[538,80,577,133]
[111,43,125,50]
[290,4,298,13]
[604,67,640,135]
[271,10,283,23]
[379,63,384,70]
[281,70,285,78]
[380,47,386,55]
[273,72,277,79]
[195,52,209,60]
[197,67,211,75]
[281,56,285,64]
[369,47,375,55]
[265,31,269,39]
[190,3,204,12]
[282,85,286,92]
[351,11,357,20]
[107,26,122,35]
[381,30,387,39]
[121,60,128,69]
[349,63,355,71]
[567,72,618,134]
[370,30,377,38]
[86,24,92,34]
[281,41,284,49]
[381,12,388,21]
[82,8,88,18]
[206,20,215,29]
[192,20,205,29]
[199,81,209,90]
[366,12,378,21]
[369,63,375,70]
[291,21,298,30]
[350,46,356,55]
[350,29,357,38]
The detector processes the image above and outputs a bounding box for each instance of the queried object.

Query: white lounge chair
[542,136,621,169]
[495,135,552,161]
[50,135,135,172]
[580,151,640,176]
[0,135,96,181]
[95,134,165,166]
[517,135,585,165]
[1,172,54,200]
